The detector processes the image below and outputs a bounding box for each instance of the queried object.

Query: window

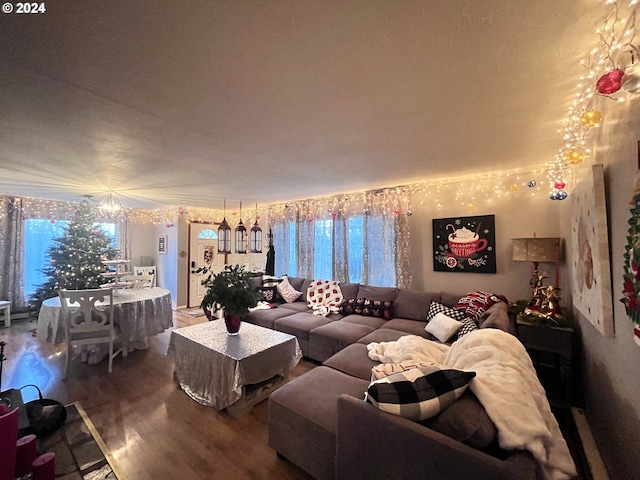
[314,219,333,280]
[23,219,118,300]
[198,228,217,239]
[347,216,364,283]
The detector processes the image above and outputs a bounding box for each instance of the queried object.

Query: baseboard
[571,407,608,480]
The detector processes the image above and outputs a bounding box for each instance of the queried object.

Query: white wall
[559,95,640,478]
[408,191,562,303]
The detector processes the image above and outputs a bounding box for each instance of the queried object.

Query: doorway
[188,222,225,308]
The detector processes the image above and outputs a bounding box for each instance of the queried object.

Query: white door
[188,223,225,308]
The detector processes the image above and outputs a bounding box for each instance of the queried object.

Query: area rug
[179,307,206,317]
[39,402,120,479]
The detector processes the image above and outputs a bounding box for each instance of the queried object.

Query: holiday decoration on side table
[523,273,566,325]
[621,173,640,346]
[30,200,120,309]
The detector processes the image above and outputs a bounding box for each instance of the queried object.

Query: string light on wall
[547,0,639,200]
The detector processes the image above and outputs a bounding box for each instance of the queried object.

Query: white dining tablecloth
[36,287,174,352]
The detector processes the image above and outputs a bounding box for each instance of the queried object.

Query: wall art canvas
[433,215,496,273]
[158,235,168,255]
[570,163,614,336]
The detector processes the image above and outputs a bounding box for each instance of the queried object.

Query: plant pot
[225,315,242,335]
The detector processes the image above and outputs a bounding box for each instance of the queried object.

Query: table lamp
[512,237,562,289]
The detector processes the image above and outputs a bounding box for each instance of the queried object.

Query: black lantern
[218,199,231,253]
[235,201,247,254]
[250,219,262,253]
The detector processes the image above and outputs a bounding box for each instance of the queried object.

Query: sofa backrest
[393,289,440,321]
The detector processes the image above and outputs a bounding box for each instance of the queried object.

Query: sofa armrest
[336,395,538,480]
[479,301,515,334]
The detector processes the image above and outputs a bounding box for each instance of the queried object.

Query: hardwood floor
[0,313,315,480]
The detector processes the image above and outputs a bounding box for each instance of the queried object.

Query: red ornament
[596,69,625,94]
[50,219,55,224]
[554,181,566,189]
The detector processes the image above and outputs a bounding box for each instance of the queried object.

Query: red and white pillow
[307,280,344,315]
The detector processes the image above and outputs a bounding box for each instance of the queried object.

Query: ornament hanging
[596,69,625,94]
[528,180,537,188]
[580,110,602,127]
[564,149,584,165]
[554,181,566,190]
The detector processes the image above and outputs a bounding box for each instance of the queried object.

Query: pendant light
[250,203,262,253]
[235,201,247,254]
[98,192,123,220]
[218,199,231,253]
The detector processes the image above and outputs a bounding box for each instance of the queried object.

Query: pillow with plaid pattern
[426,301,467,323]
[365,365,476,421]
[455,318,478,340]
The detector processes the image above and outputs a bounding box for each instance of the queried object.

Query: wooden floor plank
[0,314,314,480]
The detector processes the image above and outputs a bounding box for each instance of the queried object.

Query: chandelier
[98,193,123,220]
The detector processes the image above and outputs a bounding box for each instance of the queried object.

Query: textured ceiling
[0,0,600,209]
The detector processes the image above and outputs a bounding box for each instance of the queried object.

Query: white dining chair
[124,274,154,289]
[133,266,156,287]
[0,300,10,327]
[59,288,123,377]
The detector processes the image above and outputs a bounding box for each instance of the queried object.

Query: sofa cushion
[440,291,465,308]
[425,312,464,343]
[299,278,314,302]
[285,276,306,292]
[341,298,394,319]
[382,319,429,337]
[274,312,334,341]
[338,282,360,301]
[269,366,370,480]
[309,322,377,362]
[323,343,378,381]
[365,365,476,421]
[342,314,387,329]
[244,306,297,329]
[357,285,399,302]
[277,276,303,303]
[279,302,312,313]
[393,290,440,321]
[420,390,498,450]
[357,328,411,344]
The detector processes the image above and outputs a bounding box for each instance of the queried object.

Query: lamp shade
[512,238,561,262]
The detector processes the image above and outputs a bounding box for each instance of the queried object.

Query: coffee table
[168,321,302,418]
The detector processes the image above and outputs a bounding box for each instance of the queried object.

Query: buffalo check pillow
[426,301,467,323]
[365,365,476,421]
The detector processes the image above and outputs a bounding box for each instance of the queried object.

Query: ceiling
[0,0,601,210]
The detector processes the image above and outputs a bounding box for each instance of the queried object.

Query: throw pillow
[426,301,467,323]
[365,365,476,421]
[425,312,464,343]
[306,280,344,310]
[341,298,393,319]
[261,275,284,302]
[455,318,478,340]
[277,276,303,303]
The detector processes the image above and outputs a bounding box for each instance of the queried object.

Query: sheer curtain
[0,197,26,308]
[267,190,412,288]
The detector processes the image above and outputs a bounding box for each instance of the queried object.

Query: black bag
[20,384,67,439]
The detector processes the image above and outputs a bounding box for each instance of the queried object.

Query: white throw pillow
[425,312,464,343]
[277,276,303,303]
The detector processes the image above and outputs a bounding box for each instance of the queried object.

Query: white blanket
[367,329,576,480]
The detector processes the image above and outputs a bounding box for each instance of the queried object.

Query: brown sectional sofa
[244,277,539,480]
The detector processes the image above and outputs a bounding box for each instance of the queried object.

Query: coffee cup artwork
[433,215,496,273]
[447,224,488,258]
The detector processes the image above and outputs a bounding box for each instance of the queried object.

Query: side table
[516,313,574,408]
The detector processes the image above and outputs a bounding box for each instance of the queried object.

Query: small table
[168,321,302,418]
[37,287,174,353]
[516,313,574,407]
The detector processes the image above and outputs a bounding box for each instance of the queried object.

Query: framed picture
[158,235,168,255]
[433,215,496,273]
[570,164,614,336]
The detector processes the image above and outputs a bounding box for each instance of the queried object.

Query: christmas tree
[30,200,120,308]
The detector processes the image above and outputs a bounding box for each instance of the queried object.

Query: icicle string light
[547,0,639,198]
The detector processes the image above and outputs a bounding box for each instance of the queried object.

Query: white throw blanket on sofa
[367,329,577,480]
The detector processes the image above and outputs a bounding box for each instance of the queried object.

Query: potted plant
[200,264,263,334]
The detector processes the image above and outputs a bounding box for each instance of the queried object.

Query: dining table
[36,287,174,354]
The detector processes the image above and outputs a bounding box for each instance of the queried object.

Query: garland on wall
[547,0,639,199]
